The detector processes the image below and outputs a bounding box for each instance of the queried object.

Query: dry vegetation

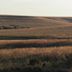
[0,39,72,44]
[0,39,72,72]
[0,16,72,38]
[0,15,72,72]
[0,46,72,72]
[0,46,72,57]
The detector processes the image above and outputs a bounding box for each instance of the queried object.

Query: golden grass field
[0,39,71,57]
[0,39,72,44]
[0,16,72,37]
[0,46,72,57]
[0,15,72,72]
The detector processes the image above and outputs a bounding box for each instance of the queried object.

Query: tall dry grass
[0,39,72,45]
[0,46,72,58]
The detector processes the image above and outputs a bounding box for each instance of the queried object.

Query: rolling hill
[0,15,72,39]
[0,15,72,72]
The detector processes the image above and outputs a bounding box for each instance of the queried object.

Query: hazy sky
[0,0,72,16]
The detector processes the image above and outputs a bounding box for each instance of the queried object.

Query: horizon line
[0,14,72,17]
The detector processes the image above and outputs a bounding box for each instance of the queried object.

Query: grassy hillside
[0,15,72,72]
[0,15,72,39]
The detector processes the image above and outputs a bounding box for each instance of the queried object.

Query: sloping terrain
[0,15,72,39]
[0,15,72,72]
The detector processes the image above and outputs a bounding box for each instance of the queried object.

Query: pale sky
[0,0,72,16]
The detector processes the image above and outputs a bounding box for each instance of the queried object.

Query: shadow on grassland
[0,36,72,40]
[0,41,72,49]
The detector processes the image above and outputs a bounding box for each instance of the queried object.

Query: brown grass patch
[0,46,72,58]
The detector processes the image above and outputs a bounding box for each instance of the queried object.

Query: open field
[0,46,72,72]
[0,39,72,48]
[0,46,72,57]
[0,15,72,38]
[0,15,72,72]
[0,39,71,72]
